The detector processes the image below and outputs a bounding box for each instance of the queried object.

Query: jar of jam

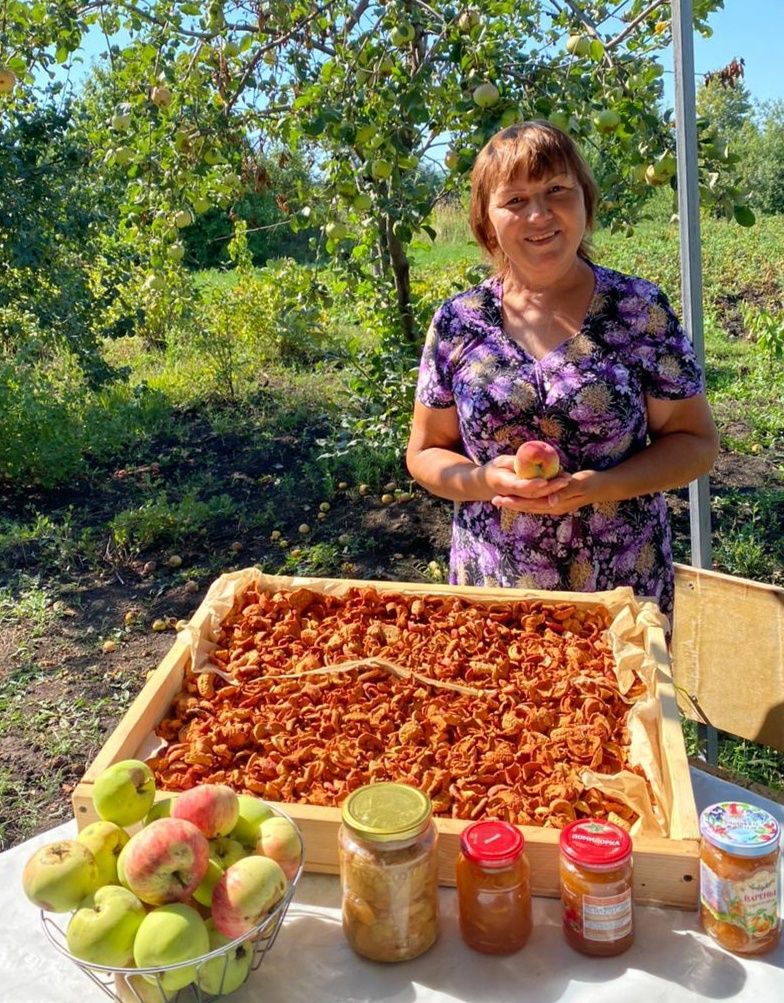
[456,819,532,954]
[559,819,634,956]
[338,782,439,962]
[699,801,781,955]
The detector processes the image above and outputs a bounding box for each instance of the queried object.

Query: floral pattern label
[700,860,779,939]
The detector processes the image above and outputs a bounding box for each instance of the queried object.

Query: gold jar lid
[342,782,432,842]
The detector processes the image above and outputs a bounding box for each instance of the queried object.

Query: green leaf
[733,205,756,228]
[589,39,605,62]
[55,46,70,64]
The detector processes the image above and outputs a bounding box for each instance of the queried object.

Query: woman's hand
[485,454,574,506]
[491,468,601,515]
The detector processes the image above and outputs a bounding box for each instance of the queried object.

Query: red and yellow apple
[118,817,209,906]
[513,441,561,480]
[22,840,99,913]
[256,816,302,881]
[211,855,287,939]
[133,903,210,993]
[93,759,156,826]
[171,783,239,839]
[77,820,130,887]
[66,885,145,967]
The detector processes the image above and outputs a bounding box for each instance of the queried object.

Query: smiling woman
[406,121,719,623]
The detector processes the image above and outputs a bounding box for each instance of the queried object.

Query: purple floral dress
[415,262,704,619]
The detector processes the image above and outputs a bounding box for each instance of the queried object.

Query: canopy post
[671,0,717,765]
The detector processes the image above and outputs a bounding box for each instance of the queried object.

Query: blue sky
[661,0,782,109]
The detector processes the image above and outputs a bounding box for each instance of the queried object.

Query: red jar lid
[460,820,524,867]
[559,819,632,869]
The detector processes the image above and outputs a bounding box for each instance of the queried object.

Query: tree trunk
[385,217,416,344]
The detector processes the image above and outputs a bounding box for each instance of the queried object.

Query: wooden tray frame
[73,575,700,909]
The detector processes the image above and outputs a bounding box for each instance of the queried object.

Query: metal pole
[671,0,718,765]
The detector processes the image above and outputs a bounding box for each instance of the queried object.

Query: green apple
[500,106,520,128]
[150,85,172,108]
[144,797,172,825]
[115,974,168,1003]
[229,794,274,848]
[166,243,185,264]
[111,111,131,131]
[354,124,375,146]
[113,146,133,166]
[77,820,130,886]
[173,208,193,229]
[22,840,99,913]
[193,196,211,214]
[192,857,224,908]
[324,220,348,240]
[398,154,418,170]
[457,10,480,31]
[209,836,247,870]
[594,108,620,134]
[444,148,460,170]
[390,22,415,47]
[566,34,591,57]
[67,885,145,967]
[0,67,17,95]
[197,920,253,996]
[352,192,372,212]
[472,82,500,108]
[93,759,156,826]
[133,903,210,993]
[370,158,392,180]
[548,110,571,131]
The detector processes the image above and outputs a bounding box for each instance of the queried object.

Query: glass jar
[456,819,532,954]
[699,801,781,955]
[338,781,439,962]
[559,819,634,956]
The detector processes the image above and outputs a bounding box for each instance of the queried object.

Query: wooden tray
[73,573,700,909]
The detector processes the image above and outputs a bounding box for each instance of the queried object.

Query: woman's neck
[503,257,593,305]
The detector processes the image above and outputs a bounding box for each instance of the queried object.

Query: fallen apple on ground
[514,441,561,480]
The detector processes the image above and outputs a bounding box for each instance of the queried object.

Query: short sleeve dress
[415,262,705,620]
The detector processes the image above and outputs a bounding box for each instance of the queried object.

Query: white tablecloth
[2,768,781,1003]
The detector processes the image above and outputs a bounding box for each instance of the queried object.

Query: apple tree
[2,0,743,347]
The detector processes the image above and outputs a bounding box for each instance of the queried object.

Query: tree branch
[607,0,668,49]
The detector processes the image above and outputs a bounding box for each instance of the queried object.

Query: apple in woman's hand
[514,441,561,480]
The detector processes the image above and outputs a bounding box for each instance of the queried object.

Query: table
[2,768,781,1003]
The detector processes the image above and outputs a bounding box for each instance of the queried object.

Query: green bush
[0,345,171,488]
[110,489,237,554]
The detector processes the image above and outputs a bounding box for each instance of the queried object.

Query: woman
[406,122,718,621]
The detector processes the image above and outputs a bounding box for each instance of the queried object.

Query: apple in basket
[171,783,240,838]
[118,817,209,906]
[66,885,145,967]
[22,840,100,913]
[514,440,561,480]
[133,902,210,993]
[229,793,275,847]
[256,815,302,881]
[211,855,288,938]
[76,820,130,886]
[197,919,254,996]
[93,759,156,827]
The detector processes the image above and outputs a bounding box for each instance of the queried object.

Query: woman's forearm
[595,430,718,503]
[407,447,492,502]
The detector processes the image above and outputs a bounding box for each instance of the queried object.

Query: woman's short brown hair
[469,121,599,272]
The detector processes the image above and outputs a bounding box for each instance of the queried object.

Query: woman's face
[487,167,587,285]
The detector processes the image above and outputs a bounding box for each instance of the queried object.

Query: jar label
[580,889,633,941]
[700,861,779,939]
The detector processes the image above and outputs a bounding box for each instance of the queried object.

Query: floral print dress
[415,262,704,619]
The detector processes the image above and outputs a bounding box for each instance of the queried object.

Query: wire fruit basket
[40,805,304,1003]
